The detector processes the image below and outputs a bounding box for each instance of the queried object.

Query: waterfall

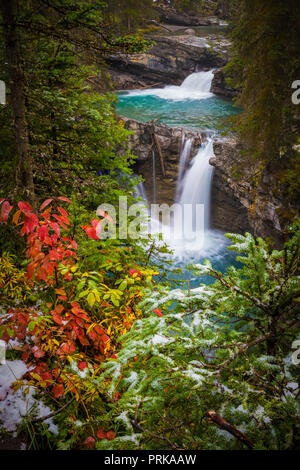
[136,137,228,259]
[179,71,214,96]
[152,150,157,204]
[136,181,148,204]
[175,136,193,202]
[178,138,214,231]
[125,70,214,101]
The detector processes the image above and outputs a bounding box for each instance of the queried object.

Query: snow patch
[0,360,58,435]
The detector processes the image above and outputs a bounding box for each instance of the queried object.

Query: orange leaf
[106,431,116,440]
[52,384,64,398]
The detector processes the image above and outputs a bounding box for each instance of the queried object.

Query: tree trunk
[0,0,35,206]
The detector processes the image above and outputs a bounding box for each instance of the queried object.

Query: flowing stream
[117,71,239,287]
[117,71,239,129]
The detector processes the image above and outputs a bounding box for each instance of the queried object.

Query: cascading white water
[131,70,229,259]
[125,70,214,101]
[178,138,214,232]
[152,150,157,204]
[136,181,148,203]
[175,136,193,202]
[180,71,214,96]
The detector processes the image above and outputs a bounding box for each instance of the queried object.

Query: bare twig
[206,411,254,449]
[30,397,75,424]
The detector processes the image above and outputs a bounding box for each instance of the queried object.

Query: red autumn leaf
[52,383,64,398]
[57,196,71,203]
[53,367,64,383]
[21,213,39,235]
[96,428,107,439]
[1,200,13,223]
[102,334,110,344]
[41,372,52,384]
[49,249,61,260]
[33,362,48,374]
[22,350,30,362]
[26,262,35,281]
[106,431,116,440]
[84,437,95,449]
[129,268,142,277]
[153,309,163,317]
[57,206,69,218]
[58,342,76,355]
[31,346,45,358]
[40,199,53,211]
[49,222,60,236]
[37,225,48,241]
[81,225,96,239]
[52,311,63,325]
[18,201,33,213]
[96,209,114,224]
[78,361,88,371]
[54,304,64,314]
[78,335,90,346]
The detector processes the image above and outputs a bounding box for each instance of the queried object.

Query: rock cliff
[121,116,204,205]
[107,34,228,89]
[211,68,238,99]
[210,138,296,245]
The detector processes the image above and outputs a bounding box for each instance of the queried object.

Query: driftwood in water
[136,82,163,90]
[147,20,173,33]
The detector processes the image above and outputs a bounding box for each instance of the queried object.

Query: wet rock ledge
[121,116,204,205]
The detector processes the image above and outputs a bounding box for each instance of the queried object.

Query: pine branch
[206,411,254,449]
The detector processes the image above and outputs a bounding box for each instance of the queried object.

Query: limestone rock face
[210,139,294,245]
[154,2,229,24]
[155,7,218,27]
[121,119,292,245]
[121,116,203,205]
[211,68,239,99]
[107,34,228,89]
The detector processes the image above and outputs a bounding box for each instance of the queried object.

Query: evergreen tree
[225,0,300,199]
[104,0,155,33]
[96,227,300,450]
[0,0,148,206]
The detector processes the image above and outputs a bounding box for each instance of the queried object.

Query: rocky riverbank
[107,33,229,90]
[154,1,231,24]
